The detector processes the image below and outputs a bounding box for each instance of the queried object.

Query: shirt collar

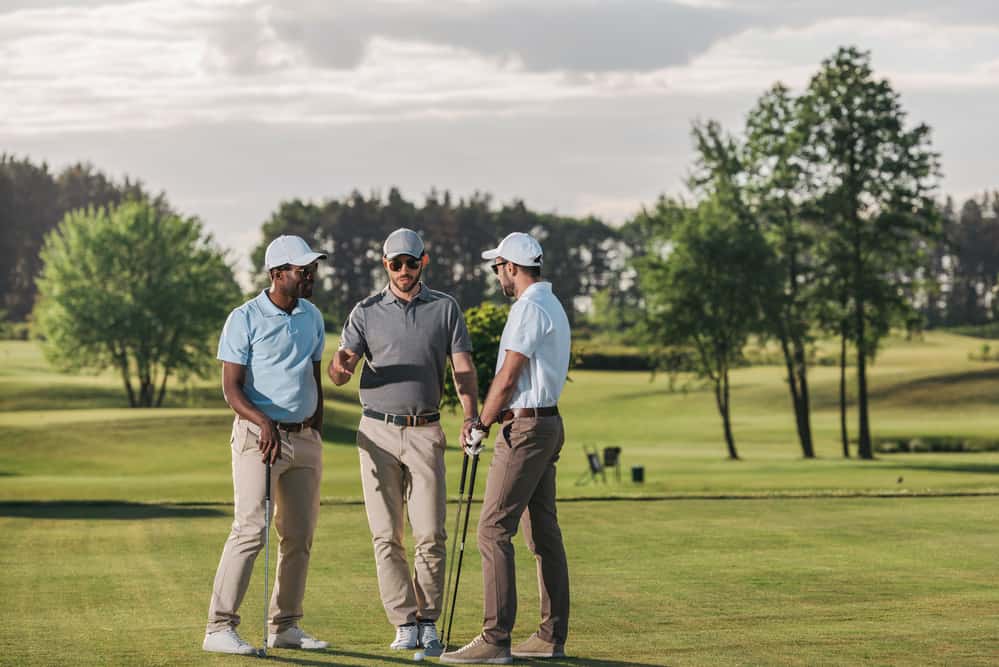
[518,281,552,301]
[379,282,430,305]
[256,289,304,317]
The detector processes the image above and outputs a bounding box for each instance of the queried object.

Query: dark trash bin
[631,465,645,483]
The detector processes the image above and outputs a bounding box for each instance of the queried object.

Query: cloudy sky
[2,0,998,273]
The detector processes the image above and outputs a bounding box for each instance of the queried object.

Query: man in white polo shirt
[203,235,330,655]
[441,232,572,665]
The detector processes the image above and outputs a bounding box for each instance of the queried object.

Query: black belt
[499,406,559,422]
[276,421,308,432]
[363,408,441,427]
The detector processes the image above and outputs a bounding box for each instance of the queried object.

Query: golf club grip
[457,452,469,495]
[466,454,479,502]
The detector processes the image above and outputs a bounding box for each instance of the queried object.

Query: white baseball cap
[383,228,425,259]
[264,235,327,270]
[481,232,543,267]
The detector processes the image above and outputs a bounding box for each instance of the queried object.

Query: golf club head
[257,647,267,657]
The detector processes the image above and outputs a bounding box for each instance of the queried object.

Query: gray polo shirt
[339,284,472,415]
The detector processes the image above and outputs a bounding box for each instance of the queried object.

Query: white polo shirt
[496,282,571,409]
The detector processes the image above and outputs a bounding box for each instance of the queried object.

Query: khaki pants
[357,415,447,626]
[206,416,323,634]
[478,415,569,647]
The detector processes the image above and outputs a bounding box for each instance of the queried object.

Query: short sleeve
[312,309,326,362]
[217,308,250,365]
[502,300,550,359]
[339,303,367,355]
[449,301,473,355]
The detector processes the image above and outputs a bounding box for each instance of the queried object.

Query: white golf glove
[463,427,487,457]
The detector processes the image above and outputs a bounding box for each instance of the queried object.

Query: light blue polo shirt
[217,290,325,423]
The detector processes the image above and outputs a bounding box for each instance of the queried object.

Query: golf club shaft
[444,453,479,648]
[263,462,271,654]
[442,452,469,649]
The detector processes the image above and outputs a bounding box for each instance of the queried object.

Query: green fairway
[0,498,996,666]
[1,334,998,665]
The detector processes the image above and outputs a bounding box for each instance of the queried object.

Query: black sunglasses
[388,257,422,272]
[276,264,317,278]
[491,261,509,274]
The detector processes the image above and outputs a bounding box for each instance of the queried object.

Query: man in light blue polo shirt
[203,235,330,655]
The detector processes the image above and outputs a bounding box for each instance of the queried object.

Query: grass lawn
[1,332,998,665]
[1,498,996,666]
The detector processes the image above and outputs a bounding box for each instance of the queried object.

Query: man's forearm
[223,383,272,428]
[479,371,517,427]
[453,368,479,420]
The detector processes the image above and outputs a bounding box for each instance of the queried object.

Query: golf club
[440,451,469,652]
[260,461,272,658]
[443,428,485,651]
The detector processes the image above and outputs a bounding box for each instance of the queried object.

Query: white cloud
[1,0,997,265]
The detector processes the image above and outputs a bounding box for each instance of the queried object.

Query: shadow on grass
[812,367,999,410]
[0,501,226,520]
[261,649,667,666]
[262,651,418,665]
[879,461,999,475]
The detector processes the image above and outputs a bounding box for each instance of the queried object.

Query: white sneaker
[203,627,258,655]
[390,623,420,650]
[268,625,330,650]
[419,621,444,656]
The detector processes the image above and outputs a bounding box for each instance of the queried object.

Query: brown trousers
[477,415,569,647]
[206,416,323,634]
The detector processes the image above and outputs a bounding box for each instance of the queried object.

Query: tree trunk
[855,293,873,459]
[155,368,171,408]
[114,345,137,408]
[839,324,850,458]
[715,370,739,460]
[793,338,815,458]
[779,333,814,458]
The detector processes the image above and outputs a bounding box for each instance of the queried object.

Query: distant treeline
[1,156,997,334]
[249,190,645,328]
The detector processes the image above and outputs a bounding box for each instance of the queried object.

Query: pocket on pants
[231,419,259,454]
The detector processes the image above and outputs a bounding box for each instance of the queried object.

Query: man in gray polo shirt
[328,228,479,656]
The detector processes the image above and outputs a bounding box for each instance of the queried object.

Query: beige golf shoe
[511,632,566,658]
[440,634,512,664]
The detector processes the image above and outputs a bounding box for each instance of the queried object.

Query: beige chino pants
[206,416,323,634]
[477,415,569,647]
[357,416,448,627]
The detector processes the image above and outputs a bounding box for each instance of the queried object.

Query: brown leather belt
[276,422,308,432]
[499,406,559,422]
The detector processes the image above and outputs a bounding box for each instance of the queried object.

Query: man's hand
[463,418,488,456]
[328,348,359,385]
[257,419,282,464]
[460,417,476,449]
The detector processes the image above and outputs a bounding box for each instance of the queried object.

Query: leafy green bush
[442,301,509,409]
